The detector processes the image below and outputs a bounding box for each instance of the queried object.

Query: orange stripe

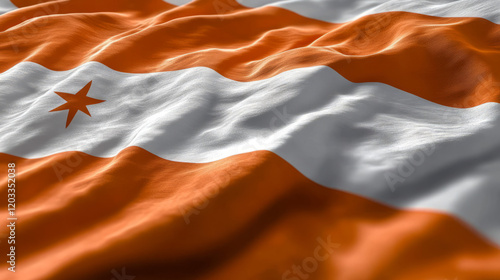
[11,0,60,8]
[0,148,499,280]
[1,0,500,107]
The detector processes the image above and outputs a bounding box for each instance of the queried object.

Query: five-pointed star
[50,81,105,128]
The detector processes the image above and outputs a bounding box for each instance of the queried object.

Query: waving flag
[1,0,500,279]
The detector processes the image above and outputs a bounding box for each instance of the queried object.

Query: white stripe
[162,0,192,6]
[1,62,499,245]
[0,0,17,15]
[236,0,500,23]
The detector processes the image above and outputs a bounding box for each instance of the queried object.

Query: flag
[0,0,499,279]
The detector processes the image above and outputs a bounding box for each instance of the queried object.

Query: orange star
[50,81,105,128]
